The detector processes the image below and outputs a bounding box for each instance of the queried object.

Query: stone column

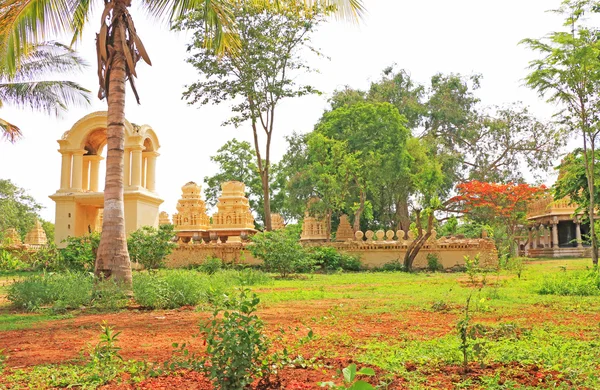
[71,150,85,191]
[528,227,534,249]
[88,155,103,192]
[59,152,72,190]
[575,219,583,248]
[130,146,143,188]
[536,225,542,248]
[82,156,91,191]
[551,218,559,248]
[144,151,158,192]
[141,155,147,188]
[124,148,131,187]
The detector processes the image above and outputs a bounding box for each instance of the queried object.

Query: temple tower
[172,182,210,232]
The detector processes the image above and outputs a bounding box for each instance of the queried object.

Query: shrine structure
[24,220,48,246]
[49,112,163,247]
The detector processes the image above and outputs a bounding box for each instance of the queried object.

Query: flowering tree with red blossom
[450,181,547,256]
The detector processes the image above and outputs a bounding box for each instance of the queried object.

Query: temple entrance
[50,112,163,247]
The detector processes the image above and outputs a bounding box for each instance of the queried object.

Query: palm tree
[0,42,90,142]
[0,0,364,285]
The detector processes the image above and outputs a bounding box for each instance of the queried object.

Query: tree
[1,0,364,284]
[450,181,546,256]
[554,149,600,238]
[181,4,327,231]
[204,139,282,228]
[0,178,52,241]
[128,224,176,269]
[522,0,600,265]
[0,42,90,142]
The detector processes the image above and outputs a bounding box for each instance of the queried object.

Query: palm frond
[0,80,90,115]
[1,41,88,82]
[0,116,23,143]
[0,0,87,75]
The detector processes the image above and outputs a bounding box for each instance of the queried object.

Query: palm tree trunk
[95,1,132,285]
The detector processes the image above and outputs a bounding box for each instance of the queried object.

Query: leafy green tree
[127,225,176,269]
[522,0,600,265]
[1,0,363,284]
[0,42,89,142]
[181,4,328,231]
[0,179,54,241]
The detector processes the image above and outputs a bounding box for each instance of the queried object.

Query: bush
[503,256,525,279]
[128,225,176,269]
[536,268,600,296]
[0,248,29,272]
[427,253,444,272]
[309,246,362,272]
[200,288,269,390]
[60,233,100,271]
[248,227,315,277]
[198,256,223,275]
[8,272,94,311]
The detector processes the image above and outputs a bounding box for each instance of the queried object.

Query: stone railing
[165,230,498,270]
[527,195,577,219]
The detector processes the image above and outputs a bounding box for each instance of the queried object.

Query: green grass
[2,257,600,388]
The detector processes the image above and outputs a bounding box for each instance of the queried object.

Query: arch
[59,111,136,152]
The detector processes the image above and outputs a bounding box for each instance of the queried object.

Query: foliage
[198,256,223,275]
[0,179,42,240]
[200,288,270,390]
[426,253,443,272]
[536,268,600,296]
[128,225,176,270]
[6,272,126,312]
[0,248,29,271]
[319,363,375,390]
[522,0,600,265]
[0,42,90,142]
[59,233,100,272]
[248,227,315,277]
[181,3,328,230]
[132,269,271,309]
[89,322,123,379]
[451,180,545,256]
[503,256,525,279]
[309,246,362,272]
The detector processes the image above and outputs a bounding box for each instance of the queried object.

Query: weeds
[319,363,375,389]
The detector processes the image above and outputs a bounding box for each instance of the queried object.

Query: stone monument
[336,215,354,241]
[24,220,48,246]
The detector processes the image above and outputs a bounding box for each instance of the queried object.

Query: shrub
[248,227,315,277]
[0,248,29,272]
[427,253,444,272]
[29,243,63,271]
[199,256,223,275]
[200,288,269,390]
[132,270,209,309]
[309,246,362,272]
[128,225,176,269]
[504,256,525,279]
[379,259,405,272]
[60,233,100,271]
[8,272,94,311]
[536,268,600,296]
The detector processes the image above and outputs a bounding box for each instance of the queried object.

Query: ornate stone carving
[159,211,171,225]
[335,215,354,241]
[300,198,329,241]
[4,228,22,245]
[24,220,48,246]
[365,230,374,241]
[407,231,415,241]
[173,182,210,231]
[396,230,405,241]
[211,181,255,230]
[375,230,385,241]
[271,213,285,230]
[386,230,395,241]
[355,231,364,241]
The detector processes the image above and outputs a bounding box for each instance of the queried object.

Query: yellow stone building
[50,112,163,247]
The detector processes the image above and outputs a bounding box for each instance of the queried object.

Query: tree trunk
[403,210,434,271]
[261,170,272,231]
[94,1,132,286]
[395,197,410,240]
[353,189,366,232]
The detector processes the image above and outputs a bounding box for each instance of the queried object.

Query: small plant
[127,225,176,269]
[380,259,405,272]
[0,348,6,373]
[505,256,525,279]
[309,246,362,272]
[90,322,123,364]
[199,256,223,275]
[200,288,269,389]
[426,253,444,272]
[319,363,375,389]
[60,233,100,271]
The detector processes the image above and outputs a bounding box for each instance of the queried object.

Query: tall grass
[536,268,600,296]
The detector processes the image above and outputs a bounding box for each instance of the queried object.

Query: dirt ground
[1,298,595,389]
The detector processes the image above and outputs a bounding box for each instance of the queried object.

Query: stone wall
[165,237,498,269]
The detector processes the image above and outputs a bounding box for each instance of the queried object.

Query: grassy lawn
[1,258,599,389]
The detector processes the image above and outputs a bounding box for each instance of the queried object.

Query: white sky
[0,0,570,222]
